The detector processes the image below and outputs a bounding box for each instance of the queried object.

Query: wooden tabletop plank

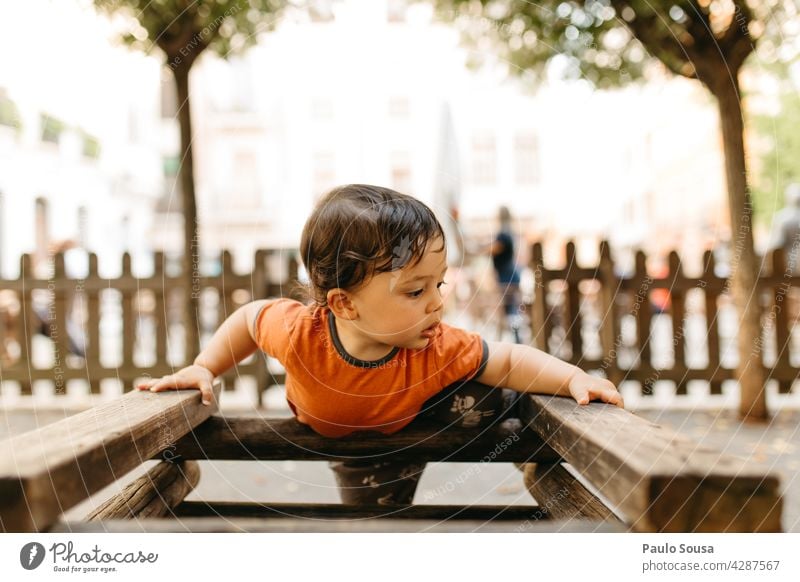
[173,501,545,521]
[520,395,782,532]
[51,516,627,533]
[170,416,561,463]
[0,382,221,532]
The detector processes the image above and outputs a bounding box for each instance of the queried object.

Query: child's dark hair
[299,184,446,306]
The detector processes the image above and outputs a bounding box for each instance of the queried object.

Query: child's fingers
[572,386,591,405]
[199,380,214,406]
[605,389,624,408]
[588,387,624,408]
[141,374,213,406]
[148,375,190,393]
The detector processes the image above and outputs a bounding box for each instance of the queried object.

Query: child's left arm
[476,341,624,408]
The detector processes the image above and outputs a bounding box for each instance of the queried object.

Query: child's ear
[327,289,358,320]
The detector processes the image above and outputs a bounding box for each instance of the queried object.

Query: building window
[514,132,540,185]
[81,130,101,159]
[471,132,496,185]
[232,151,261,210]
[40,114,64,144]
[390,151,412,194]
[0,89,21,131]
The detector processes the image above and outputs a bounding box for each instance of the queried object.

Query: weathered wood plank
[52,517,627,533]
[88,460,200,520]
[520,395,782,532]
[0,382,221,532]
[170,416,560,463]
[174,501,544,521]
[521,462,619,522]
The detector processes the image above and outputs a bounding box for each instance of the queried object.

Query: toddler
[138,184,622,505]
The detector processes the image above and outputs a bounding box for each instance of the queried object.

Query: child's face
[347,238,448,351]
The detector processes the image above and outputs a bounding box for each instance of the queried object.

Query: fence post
[120,252,135,390]
[770,248,793,394]
[87,253,101,394]
[153,251,167,367]
[631,250,654,394]
[19,254,35,395]
[597,241,623,386]
[701,250,723,395]
[668,251,688,395]
[529,242,548,352]
[253,249,270,407]
[563,241,582,363]
[288,253,302,300]
[52,253,70,393]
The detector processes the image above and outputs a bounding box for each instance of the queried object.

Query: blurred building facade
[155,0,730,275]
[0,0,162,278]
[1,0,735,278]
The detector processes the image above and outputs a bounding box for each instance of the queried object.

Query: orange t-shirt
[254,299,488,438]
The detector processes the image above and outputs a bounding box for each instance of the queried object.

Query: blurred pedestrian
[490,206,522,343]
[768,183,800,274]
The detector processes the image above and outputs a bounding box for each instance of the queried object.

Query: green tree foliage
[95,0,289,67]
[752,67,800,225]
[0,92,22,132]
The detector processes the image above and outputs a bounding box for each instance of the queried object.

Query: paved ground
[1,404,797,531]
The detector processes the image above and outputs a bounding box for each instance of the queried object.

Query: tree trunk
[171,62,200,360]
[712,72,768,422]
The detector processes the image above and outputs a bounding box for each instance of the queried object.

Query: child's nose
[427,293,444,313]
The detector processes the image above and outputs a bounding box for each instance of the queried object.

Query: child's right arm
[135,300,269,405]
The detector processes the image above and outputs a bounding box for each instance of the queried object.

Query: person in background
[490,206,523,343]
[768,183,800,275]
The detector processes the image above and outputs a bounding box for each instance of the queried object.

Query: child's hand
[568,372,624,408]
[136,364,216,406]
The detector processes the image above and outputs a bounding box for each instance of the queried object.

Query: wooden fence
[1,241,798,402]
[0,249,298,401]
[530,240,799,396]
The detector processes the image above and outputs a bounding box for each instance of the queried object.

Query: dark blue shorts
[328,380,521,505]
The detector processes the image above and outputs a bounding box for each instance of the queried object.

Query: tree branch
[611,1,695,78]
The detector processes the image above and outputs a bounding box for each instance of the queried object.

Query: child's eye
[437,281,447,289]
[407,289,424,298]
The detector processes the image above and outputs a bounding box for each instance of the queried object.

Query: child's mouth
[420,323,439,338]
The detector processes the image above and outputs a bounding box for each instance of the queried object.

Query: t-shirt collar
[327,311,400,368]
